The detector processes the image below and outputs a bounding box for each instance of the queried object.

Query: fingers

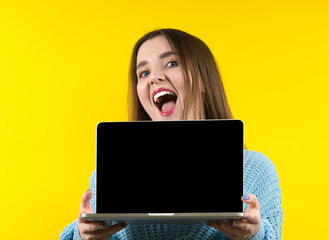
[241,194,261,224]
[96,222,127,240]
[207,194,261,239]
[80,220,108,233]
[243,213,260,225]
[79,221,127,240]
[77,190,128,240]
[80,189,93,214]
[230,219,253,231]
[241,194,260,209]
[207,220,242,239]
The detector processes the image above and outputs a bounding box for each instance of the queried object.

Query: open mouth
[152,88,178,116]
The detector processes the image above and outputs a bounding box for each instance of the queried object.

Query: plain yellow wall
[1,0,328,239]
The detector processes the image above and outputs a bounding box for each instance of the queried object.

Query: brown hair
[128,28,233,121]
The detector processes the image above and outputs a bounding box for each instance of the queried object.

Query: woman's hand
[206,194,261,240]
[78,190,127,240]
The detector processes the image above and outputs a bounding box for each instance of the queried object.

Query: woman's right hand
[78,189,127,240]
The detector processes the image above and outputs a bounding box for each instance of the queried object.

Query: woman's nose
[149,71,165,85]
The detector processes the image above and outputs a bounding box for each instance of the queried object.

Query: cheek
[170,70,186,93]
[137,81,150,107]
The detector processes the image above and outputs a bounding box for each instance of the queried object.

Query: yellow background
[1,0,328,239]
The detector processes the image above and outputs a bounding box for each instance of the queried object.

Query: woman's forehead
[137,36,173,63]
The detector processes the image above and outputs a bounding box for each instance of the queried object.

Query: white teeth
[153,91,175,103]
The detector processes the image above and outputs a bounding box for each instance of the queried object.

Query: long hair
[128,28,233,121]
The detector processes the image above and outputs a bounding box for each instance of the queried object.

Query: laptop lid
[96,120,243,215]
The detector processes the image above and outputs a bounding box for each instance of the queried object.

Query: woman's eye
[167,61,178,67]
[139,71,150,79]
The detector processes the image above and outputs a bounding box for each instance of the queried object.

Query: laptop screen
[96,120,243,214]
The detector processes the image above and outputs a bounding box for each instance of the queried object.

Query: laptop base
[81,213,244,224]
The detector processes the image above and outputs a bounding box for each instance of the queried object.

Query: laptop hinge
[148,213,175,216]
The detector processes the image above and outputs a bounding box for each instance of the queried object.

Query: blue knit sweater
[60,150,282,239]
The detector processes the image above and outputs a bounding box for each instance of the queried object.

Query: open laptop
[82,120,244,224]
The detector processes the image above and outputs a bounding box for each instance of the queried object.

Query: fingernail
[85,189,90,194]
[245,216,250,220]
[242,195,250,200]
[232,222,236,227]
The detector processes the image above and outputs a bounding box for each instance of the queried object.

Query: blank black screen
[96,120,243,213]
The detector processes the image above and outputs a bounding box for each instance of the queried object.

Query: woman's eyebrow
[136,60,147,70]
[159,51,176,59]
[136,51,176,70]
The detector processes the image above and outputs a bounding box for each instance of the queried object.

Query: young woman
[60,29,282,240]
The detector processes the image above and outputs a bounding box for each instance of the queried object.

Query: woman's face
[136,36,187,121]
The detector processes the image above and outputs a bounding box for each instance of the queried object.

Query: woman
[60,29,282,240]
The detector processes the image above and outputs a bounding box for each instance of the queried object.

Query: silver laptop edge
[82,212,244,224]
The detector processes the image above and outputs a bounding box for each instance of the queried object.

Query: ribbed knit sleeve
[89,170,97,213]
[59,171,97,240]
[59,221,75,240]
[243,150,283,239]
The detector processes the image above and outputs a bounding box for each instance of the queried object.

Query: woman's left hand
[206,194,261,240]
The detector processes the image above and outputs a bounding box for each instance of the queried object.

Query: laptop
[82,120,244,224]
